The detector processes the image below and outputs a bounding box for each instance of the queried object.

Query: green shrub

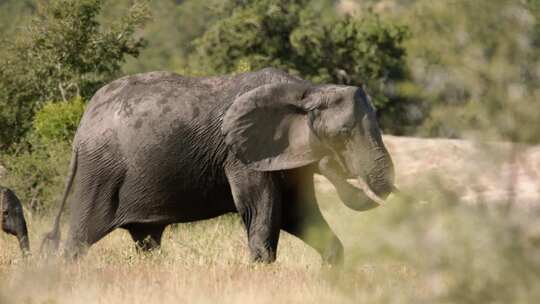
[366,0,540,142]
[322,180,540,303]
[0,0,149,148]
[188,0,411,132]
[32,97,86,144]
[0,98,84,212]
[0,140,71,213]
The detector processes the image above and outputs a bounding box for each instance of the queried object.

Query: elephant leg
[282,204,344,266]
[63,166,124,260]
[282,177,344,267]
[64,213,115,260]
[126,224,166,252]
[226,166,282,263]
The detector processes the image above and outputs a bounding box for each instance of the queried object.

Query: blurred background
[1,1,539,303]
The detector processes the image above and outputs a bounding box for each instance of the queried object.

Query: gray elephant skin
[1,186,30,255]
[42,68,395,265]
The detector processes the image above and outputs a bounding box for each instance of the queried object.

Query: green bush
[0,141,71,213]
[316,174,540,302]
[0,98,84,212]
[187,0,412,132]
[0,0,149,148]
[363,0,540,143]
[32,97,86,144]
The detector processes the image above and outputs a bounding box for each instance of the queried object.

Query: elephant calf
[1,186,30,255]
[42,68,395,265]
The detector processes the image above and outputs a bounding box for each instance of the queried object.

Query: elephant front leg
[226,167,282,263]
[283,205,344,267]
[282,179,344,267]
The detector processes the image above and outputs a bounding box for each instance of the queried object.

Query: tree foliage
[0,0,149,148]
[2,0,538,142]
[32,97,86,144]
[91,0,229,74]
[356,0,540,143]
[188,0,410,128]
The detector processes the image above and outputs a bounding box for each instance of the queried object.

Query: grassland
[1,196,423,304]
[1,136,539,303]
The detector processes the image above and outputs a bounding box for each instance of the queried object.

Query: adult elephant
[1,186,30,255]
[42,68,395,265]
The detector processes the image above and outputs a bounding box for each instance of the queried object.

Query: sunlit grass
[2,137,539,303]
[0,191,419,304]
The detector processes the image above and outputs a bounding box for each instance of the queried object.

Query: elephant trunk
[364,146,395,199]
[326,175,382,211]
[321,165,390,211]
[319,145,395,211]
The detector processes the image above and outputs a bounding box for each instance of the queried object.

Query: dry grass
[0,197,422,304]
[1,136,539,303]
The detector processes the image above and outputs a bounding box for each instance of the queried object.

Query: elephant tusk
[346,178,386,206]
[318,156,389,210]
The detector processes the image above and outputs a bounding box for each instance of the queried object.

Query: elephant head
[1,186,30,255]
[222,82,395,210]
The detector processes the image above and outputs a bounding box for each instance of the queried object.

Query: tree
[0,0,150,148]
[187,0,410,132]
[357,0,540,143]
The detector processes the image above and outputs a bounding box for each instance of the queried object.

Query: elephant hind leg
[63,166,125,260]
[64,224,117,260]
[64,195,120,260]
[126,224,166,252]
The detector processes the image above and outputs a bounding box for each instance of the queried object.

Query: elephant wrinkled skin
[42,68,395,265]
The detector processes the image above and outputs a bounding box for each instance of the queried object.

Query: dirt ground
[315,135,540,207]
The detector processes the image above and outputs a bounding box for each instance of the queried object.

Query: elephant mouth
[318,156,394,210]
[346,177,390,206]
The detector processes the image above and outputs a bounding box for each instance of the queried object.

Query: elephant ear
[222,82,322,171]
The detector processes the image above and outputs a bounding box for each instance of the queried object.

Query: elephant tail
[40,147,78,255]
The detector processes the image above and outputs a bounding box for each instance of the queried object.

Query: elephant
[1,186,30,255]
[41,68,395,265]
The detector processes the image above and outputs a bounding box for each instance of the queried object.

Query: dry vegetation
[1,136,540,303]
